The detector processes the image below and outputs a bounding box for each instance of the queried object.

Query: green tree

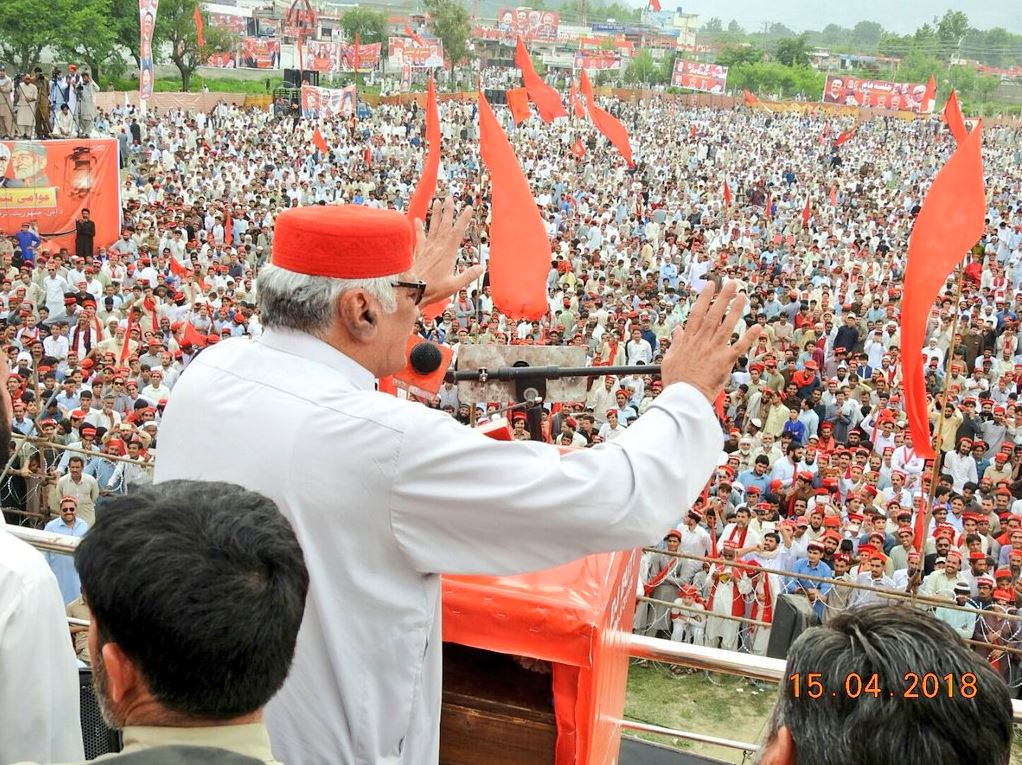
[57,0,122,85]
[702,17,723,36]
[624,49,657,84]
[0,0,73,73]
[817,24,851,47]
[340,8,388,45]
[878,32,913,59]
[156,0,235,91]
[850,21,883,51]
[424,0,471,66]
[109,0,143,67]
[936,10,969,60]
[727,20,744,35]
[774,33,810,67]
[717,44,763,68]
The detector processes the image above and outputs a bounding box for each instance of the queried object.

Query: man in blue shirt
[44,496,90,604]
[738,455,773,495]
[786,542,832,618]
[13,223,41,263]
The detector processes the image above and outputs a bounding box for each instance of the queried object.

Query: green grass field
[625,661,1022,763]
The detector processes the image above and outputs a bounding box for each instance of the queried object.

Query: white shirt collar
[257,327,375,392]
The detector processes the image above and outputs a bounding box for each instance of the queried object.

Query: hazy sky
[661,0,1022,34]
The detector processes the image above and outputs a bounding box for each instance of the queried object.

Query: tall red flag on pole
[649,0,662,11]
[193,5,205,48]
[312,126,329,154]
[942,89,968,144]
[722,181,732,207]
[569,81,586,119]
[922,74,937,113]
[801,196,811,227]
[478,91,550,319]
[579,69,633,167]
[515,36,566,122]
[900,122,985,459]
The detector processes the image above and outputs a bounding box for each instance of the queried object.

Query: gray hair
[256,264,397,337]
[759,604,1011,765]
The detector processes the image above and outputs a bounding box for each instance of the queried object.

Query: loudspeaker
[79,669,122,759]
[484,88,507,105]
[283,68,319,88]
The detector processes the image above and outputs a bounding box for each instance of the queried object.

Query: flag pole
[910,260,967,590]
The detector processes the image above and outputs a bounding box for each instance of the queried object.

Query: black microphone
[409,341,443,375]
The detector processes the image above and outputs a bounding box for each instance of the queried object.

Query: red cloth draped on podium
[443,550,640,765]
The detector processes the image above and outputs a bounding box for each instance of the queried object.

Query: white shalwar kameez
[154,328,722,765]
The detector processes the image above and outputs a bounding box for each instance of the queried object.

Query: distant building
[672,11,699,48]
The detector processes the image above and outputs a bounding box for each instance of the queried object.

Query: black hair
[75,480,309,720]
[764,605,1011,765]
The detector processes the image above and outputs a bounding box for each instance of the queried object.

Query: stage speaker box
[283,68,319,88]
[484,88,507,105]
[80,669,122,759]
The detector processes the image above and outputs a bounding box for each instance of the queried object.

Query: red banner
[139,0,159,100]
[574,51,620,71]
[388,37,445,69]
[300,84,357,119]
[342,42,381,71]
[671,60,727,94]
[208,13,247,34]
[497,7,559,42]
[240,37,280,69]
[822,75,929,112]
[207,51,237,68]
[578,36,634,55]
[0,139,121,255]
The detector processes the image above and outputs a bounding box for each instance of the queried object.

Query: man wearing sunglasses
[156,199,760,765]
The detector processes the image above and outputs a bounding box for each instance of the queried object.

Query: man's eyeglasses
[391,280,427,306]
[60,506,76,513]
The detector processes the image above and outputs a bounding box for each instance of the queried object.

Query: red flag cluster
[515,37,566,123]
[900,94,985,459]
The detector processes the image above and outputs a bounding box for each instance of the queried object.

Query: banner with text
[0,139,121,255]
[573,51,621,71]
[821,75,929,112]
[301,84,357,118]
[671,60,727,94]
[139,0,159,100]
[388,37,445,69]
[208,13,248,35]
[240,37,280,69]
[497,7,559,41]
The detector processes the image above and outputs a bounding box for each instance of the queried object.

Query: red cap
[665,528,682,540]
[993,588,1013,602]
[271,206,414,279]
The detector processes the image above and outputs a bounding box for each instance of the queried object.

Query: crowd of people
[3,66,1022,690]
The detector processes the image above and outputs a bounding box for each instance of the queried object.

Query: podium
[441,549,641,765]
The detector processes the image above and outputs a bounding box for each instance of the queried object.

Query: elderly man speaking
[155,198,760,765]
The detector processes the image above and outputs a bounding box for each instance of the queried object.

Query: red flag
[408,76,440,226]
[182,321,207,350]
[742,89,758,106]
[404,25,426,46]
[649,0,662,10]
[569,81,586,119]
[506,87,531,125]
[408,77,445,321]
[571,139,586,159]
[313,126,329,154]
[801,196,811,227]
[722,180,732,207]
[194,5,205,48]
[922,74,937,113]
[829,185,838,207]
[478,91,550,319]
[515,36,566,122]
[169,257,189,279]
[943,89,968,144]
[353,33,360,73]
[913,494,928,552]
[833,126,857,146]
[764,194,772,219]
[900,122,985,459]
[579,69,633,167]
[223,212,232,245]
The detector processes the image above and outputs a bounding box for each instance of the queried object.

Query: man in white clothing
[155,202,760,765]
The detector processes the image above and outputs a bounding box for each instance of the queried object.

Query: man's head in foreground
[758,605,1012,765]
[75,480,309,728]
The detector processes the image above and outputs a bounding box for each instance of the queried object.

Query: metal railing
[8,528,1022,743]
